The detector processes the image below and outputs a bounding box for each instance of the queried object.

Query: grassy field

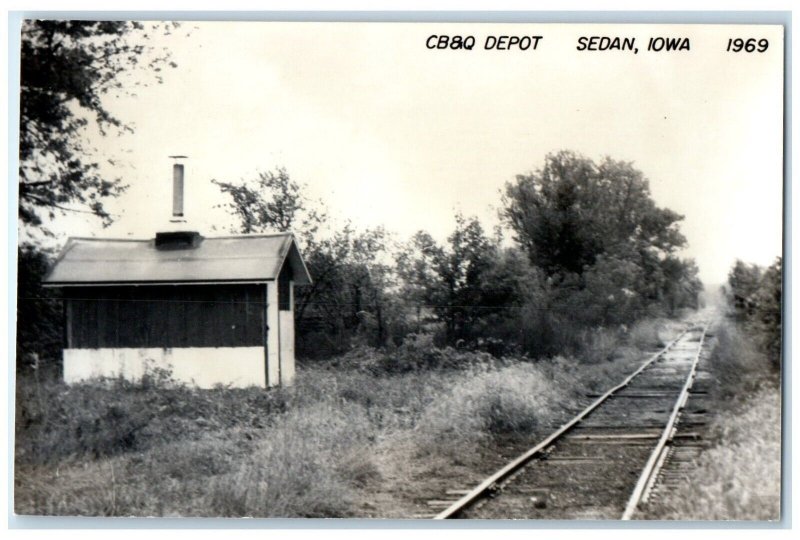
[14,318,683,518]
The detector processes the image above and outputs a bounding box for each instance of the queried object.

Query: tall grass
[414,364,566,453]
[654,386,781,520]
[16,322,673,517]
[15,372,289,466]
[206,401,377,517]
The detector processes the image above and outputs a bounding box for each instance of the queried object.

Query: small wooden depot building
[43,162,311,388]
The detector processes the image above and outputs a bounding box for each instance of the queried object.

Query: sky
[30,22,785,285]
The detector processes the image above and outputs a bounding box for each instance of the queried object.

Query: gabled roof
[43,232,312,287]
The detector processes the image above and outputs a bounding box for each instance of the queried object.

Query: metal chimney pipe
[169,155,188,222]
[172,163,184,217]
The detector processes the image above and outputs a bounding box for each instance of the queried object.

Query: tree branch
[22,192,105,216]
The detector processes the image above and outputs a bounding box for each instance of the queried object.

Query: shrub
[16,376,155,463]
[706,322,778,400]
[626,319,663,349]
[576,327,619,364]
[414,364,564,454]
[749,258,782,363]
[324,335,503,375]
[725,257,782,365]
[15,371,291,466]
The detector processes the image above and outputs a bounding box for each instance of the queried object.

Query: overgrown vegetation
[17,151,702,373]
[16,245,62,376]
[655,386,780,521]
[650,323,781,521]
[648,259,782,521]
[206,151,702,360]
[15,147,707,516]
[724,257,782,363]
[15,321,670,517]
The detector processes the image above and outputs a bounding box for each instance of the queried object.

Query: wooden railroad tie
[426,500,460,507]
[565,431,702,442]
[567,433,662,440]
[445,489,472,496]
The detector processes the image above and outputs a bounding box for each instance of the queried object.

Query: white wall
[266,282,280,387]
[279,280,296,385]
[62,280,300,389]
[63,347,266,389]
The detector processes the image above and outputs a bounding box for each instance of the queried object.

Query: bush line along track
[433,321,711,520]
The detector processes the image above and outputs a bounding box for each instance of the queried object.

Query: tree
[214,168,399,355]
[19,20,178,231]
[502,151,699,320]
[16,246,63,376]
[433,214,496,341]
[660,256,703,314]
[572,254,647,325]
[397,214,523,344]
[395,230,444,331]
[751,257,782,361]
[727,260,763,317]
[212,168,324,242]
[727,258,782,363]
[502,151,687,278]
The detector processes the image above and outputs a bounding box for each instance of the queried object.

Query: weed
[653,385,780,520]
[204,401,374,517]
[15,317,678,517]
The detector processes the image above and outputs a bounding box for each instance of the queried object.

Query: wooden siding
[65,285,266,349]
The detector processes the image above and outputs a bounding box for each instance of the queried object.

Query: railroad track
[432,320,712,520]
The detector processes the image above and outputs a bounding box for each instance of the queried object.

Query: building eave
[42,279,275,288]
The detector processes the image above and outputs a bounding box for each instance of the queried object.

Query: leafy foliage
[501,151,701,324]
[215,152,703,360]
[751,258,782,360]
[214,168,402,356]
[397,215,541,346]
[19,20,178,231]
[503,151,686,274]
[726,258,782,362]
[211,168,323,241]
[727,260,763,316]
[295,224,402,354]
[398,215,492,342]
[16,245,63,375]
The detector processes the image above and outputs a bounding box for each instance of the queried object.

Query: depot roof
[43,232,312,287]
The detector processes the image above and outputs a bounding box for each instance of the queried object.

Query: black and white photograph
[11,17,785,521]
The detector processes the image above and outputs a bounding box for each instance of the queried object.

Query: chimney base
[155,231,203,250]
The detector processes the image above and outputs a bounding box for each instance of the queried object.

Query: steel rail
[620,322,710,520]
[433,326,693,520]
